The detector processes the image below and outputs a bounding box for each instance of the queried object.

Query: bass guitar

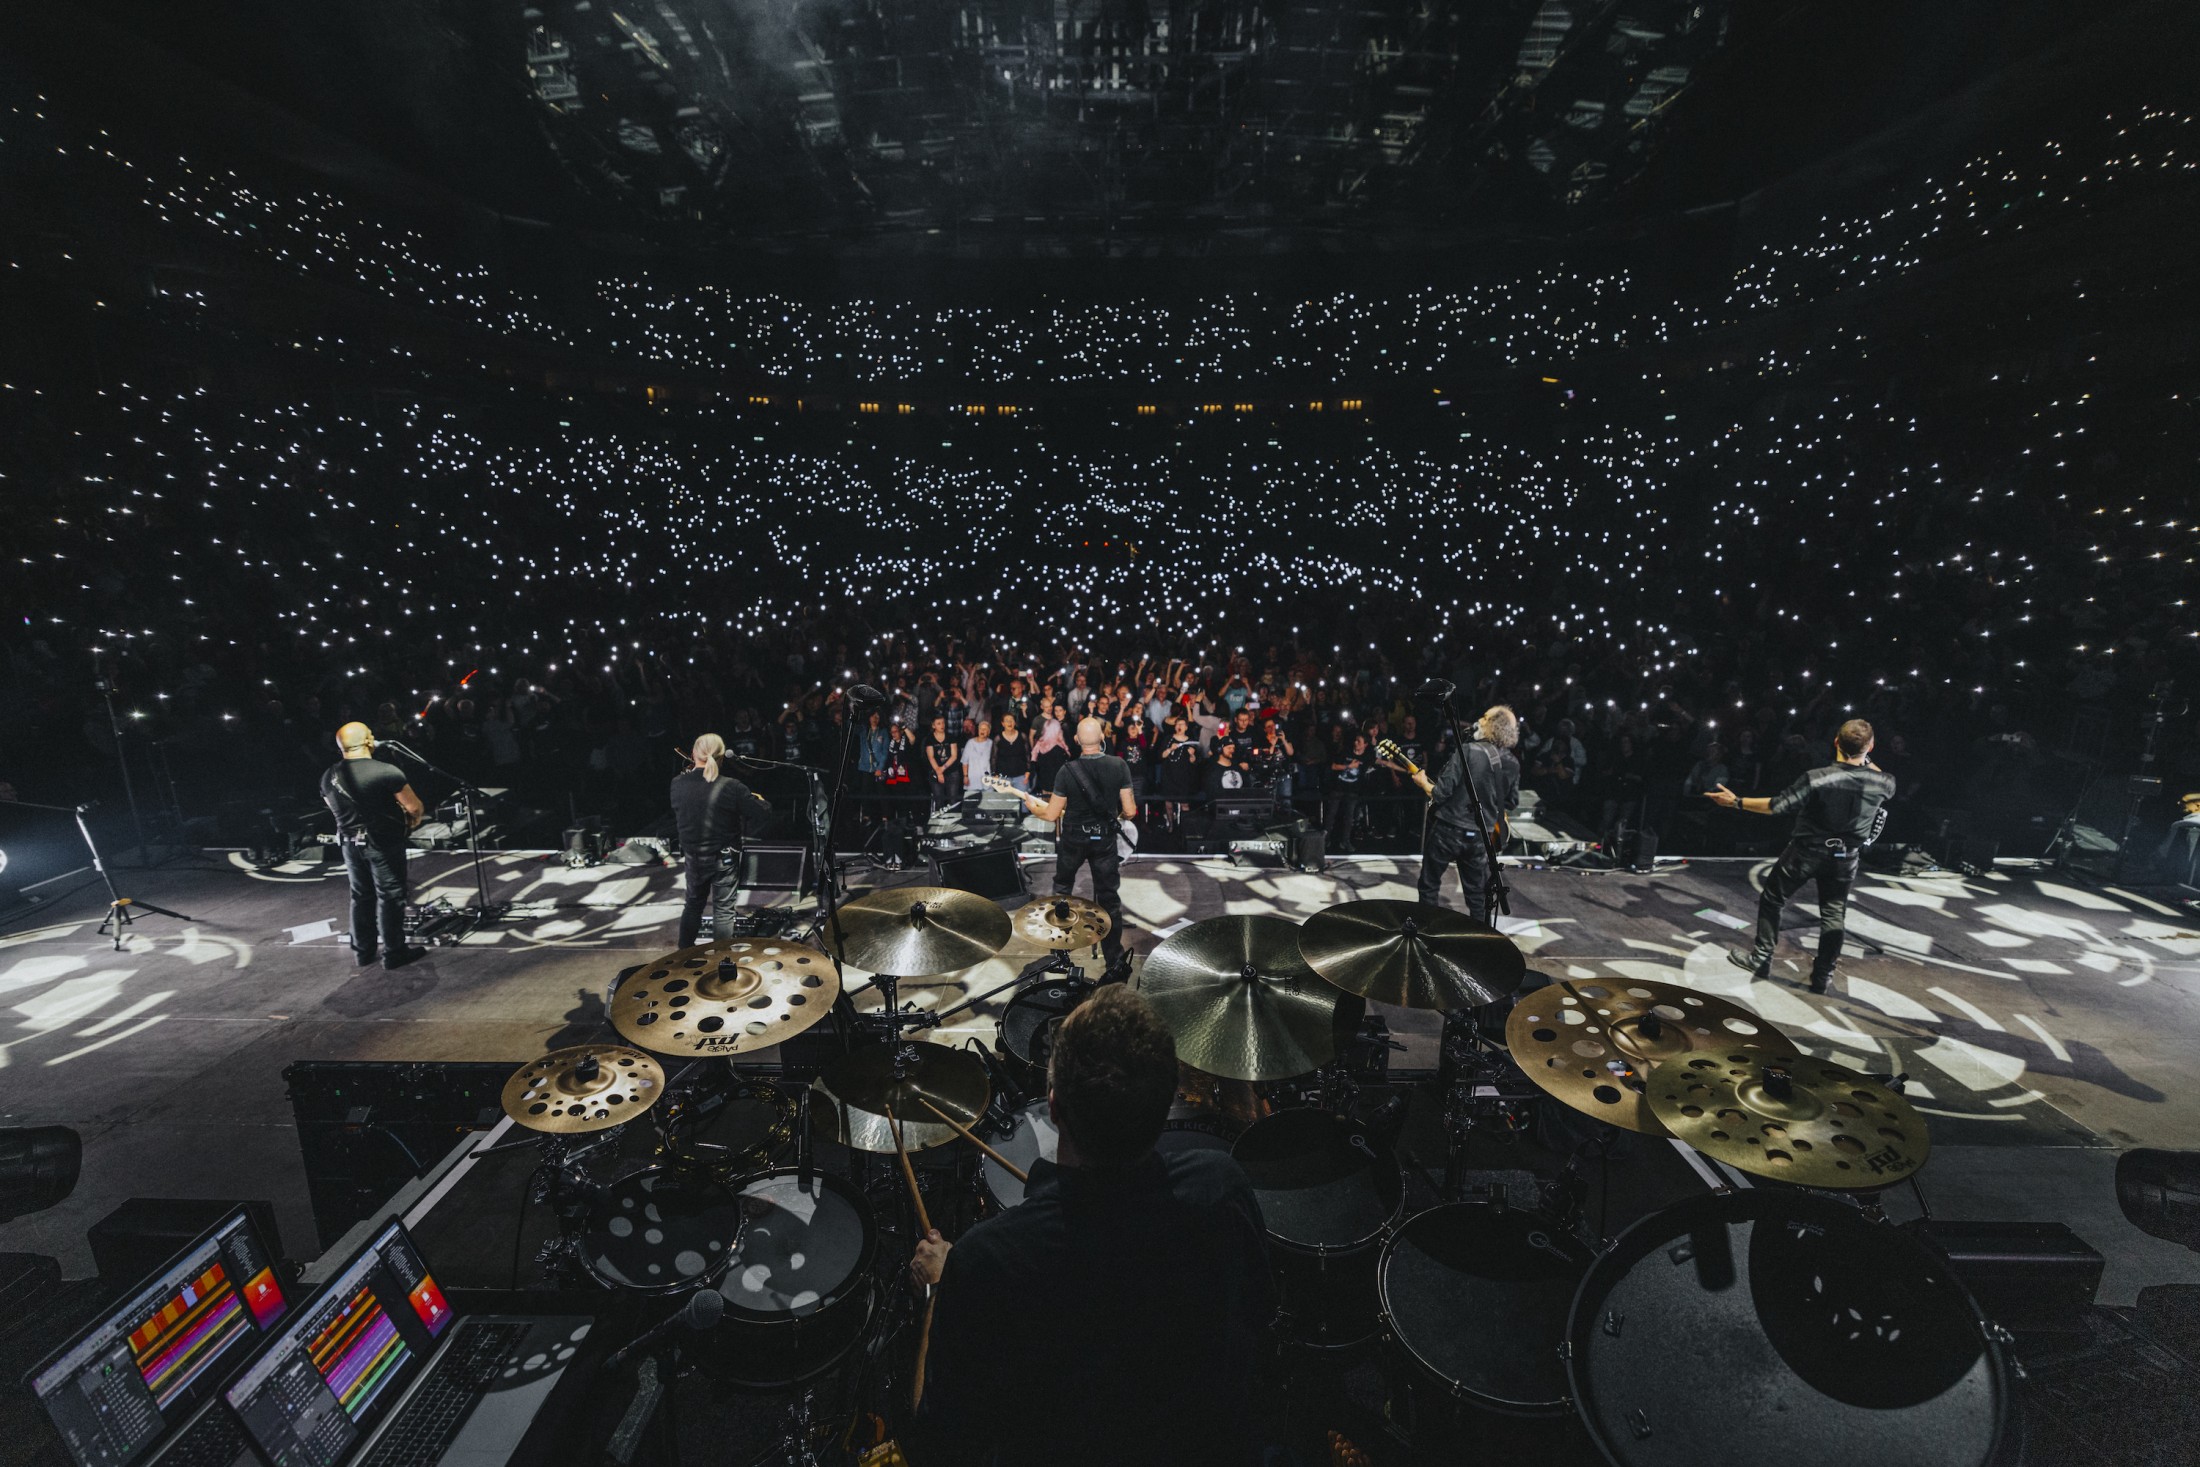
[986,775,1140,857]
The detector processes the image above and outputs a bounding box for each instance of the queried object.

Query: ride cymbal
[503,1045,665,1133]
[822,885,1012,976]
[1137,915,1348,1082]
[1298,899,1524,1010]
[611,939,839,1056]
[1506,978,1797,1135]
[814,1041,993,1154]
[1647,1052,1931,1188]
[1008,894,1113,951]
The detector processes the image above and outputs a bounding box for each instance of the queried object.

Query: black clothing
[1426,738,1520,834]
[671,768,765,948]
[1159,734,1201,802]
[993,732,1032,780]
[321,757,410,842]
[342,838,409,958]
[1768,761,1897,850]
[1053,754,1134,958]
[1744,760,1895,980]
[1419,823,1494,925]
[669,767,762,859]
[904,1148,1273,1467]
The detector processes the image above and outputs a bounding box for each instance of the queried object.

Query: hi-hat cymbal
[1647,1052,1932,1188]
[1136,915,1348,1082]
[1298,899,1525,1010]
[1506,978,1797,1135]
[1009,894,1113,951]
[822,885,1012,976]
[611,939,839,1056]
[503,1044,665,1133]
[814,1041,993,1154]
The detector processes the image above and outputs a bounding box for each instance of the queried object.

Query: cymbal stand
[527,1131,614,1286]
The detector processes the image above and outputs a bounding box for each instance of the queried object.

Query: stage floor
[2,847,2197,1301]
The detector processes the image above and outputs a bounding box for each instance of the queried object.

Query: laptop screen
[29,1208,291,1467]
[222,1220,452,1467]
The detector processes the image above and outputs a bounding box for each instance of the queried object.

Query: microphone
[1415,679,1457,704]
[606,1288,724,1369]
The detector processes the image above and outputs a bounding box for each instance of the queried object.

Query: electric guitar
[1378,739,1508,847]
[986,775,1140,855]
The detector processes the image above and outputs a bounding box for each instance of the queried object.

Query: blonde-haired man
[671,733,771,947]
[1408,706,1521,924]
[320,722,425,968]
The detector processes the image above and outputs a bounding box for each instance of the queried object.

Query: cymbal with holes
[1008,894,1113,951]
[822,885,1013,976]
[611,939,839,1056]
[503,1045,665,1133]
[1646,1052,1931,1188]
[1297,899,1524,1010]
[1505,978,1798,1136]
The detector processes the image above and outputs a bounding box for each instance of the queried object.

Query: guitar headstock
[1376,739,1402,762]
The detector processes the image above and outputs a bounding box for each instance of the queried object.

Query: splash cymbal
[1009,894,1113,951]
[1137,915,1348,1082]
[611,939,839,1056]
[1506,977,1797,1135]
[502,1045,665,1133]
[822,885,1012,976]
[1298,899,1524,1010]
[1647,1052,1931,1188]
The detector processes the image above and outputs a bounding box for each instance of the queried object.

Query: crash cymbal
[814,1042,992,1154]
[1136,915,1348,1082]
[1008,894,1113,951]
[1647,1052,1931,1188]
[1506,978,1797,1136]
[611,939,839,1056]
[822,885,1012,976]
[503,1044,665,1133]
[1298,899,1524,1010]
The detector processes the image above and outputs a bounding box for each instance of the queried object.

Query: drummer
[903,986,1274,1467]
[1000,715,1136,982]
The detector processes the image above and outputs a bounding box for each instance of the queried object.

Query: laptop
[222,1219,591,1467]
[28,1206,294,1467]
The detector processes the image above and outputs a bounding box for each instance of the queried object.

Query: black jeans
[343,837,410,955]
[1323,793,1361,849]
[1053,836,1125,963]
[680,856,741,948]
[1417,821,1494,925]
[1748,842,1861,978]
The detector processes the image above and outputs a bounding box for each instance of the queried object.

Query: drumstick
[916,1097,1029,1184]
[885,1106,936,1409]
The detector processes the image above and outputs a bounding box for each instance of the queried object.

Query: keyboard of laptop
[157,1412,253,1467]
[355,1322,530,1467]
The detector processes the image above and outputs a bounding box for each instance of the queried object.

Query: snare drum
[709,1167,878,1390]
[1378,1204,1592,1452]
[1230,1108,1402,1348]
[978,1101,1058,1211]
[582,1167,743,1294]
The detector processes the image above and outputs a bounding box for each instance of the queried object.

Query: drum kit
[485,882,2008,1466]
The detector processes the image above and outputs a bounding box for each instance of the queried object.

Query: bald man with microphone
[1002,716,1136,981]
[321,722,426,969]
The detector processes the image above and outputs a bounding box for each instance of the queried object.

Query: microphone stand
[802,709,872,1053]
[8,798,190,950]
[380,740,505,927]
[1423,690,1510,920]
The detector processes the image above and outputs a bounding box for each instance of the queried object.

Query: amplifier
[91,1198,286,1282]
[1902,1219,2103,1333]
[741,842,815,892]
[932,842,1024,899]
[285,1062,513,1249]
[1227,838,1289,868]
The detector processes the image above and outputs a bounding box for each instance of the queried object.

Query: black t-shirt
[1214,726,1261,765]
[321,757,409,841]
[994,732,1032,778]
[904,1149,1273,1467]
[1770,762,1897,847]
[669,768,763,858]
[1429,739,1521,833]
[1055,753,1132,832]
[924,736,960,781]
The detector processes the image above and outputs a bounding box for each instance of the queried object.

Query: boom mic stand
[10,798,190,951]
[1417,681,1510,920]
[378,739,506,928]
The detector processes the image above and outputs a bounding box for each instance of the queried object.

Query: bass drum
[996,978,1093,1096]
[582,1167,743,1295]
[1231,1109,1403,1349]
[1565,1190,2019,1467]
[1378,1204,1596,1459]
[708,1168,878,1391]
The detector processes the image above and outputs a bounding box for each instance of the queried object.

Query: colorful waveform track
[127,1262,249,1409]
[307,1286,411,1422]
